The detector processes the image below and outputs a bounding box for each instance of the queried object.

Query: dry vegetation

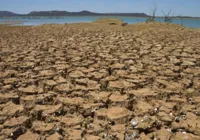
[0,20,200,140]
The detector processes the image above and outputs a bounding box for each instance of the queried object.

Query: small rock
[130,118,139,128]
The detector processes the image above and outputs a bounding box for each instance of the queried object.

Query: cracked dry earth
[0,22,200,140]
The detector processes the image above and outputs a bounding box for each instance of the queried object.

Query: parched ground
[0,21,200,140]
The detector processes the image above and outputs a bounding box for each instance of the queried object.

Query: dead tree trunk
[162,9,173,23]
[146,4,157,23]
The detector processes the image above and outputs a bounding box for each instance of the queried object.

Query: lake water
[1,16,200,28]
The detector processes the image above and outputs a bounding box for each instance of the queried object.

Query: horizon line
[1,10,200,18]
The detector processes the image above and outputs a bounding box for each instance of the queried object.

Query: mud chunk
[113,70,129,77]
[3,116,29,128]
[59,116,83,127]
[32,121,55,133]
[44,104,63,115]
[140,132,151,140]
[108,93,129,107]
[41,80,57,90]
[0,116,7,124]
[89,91,111,103]
[109,94,127,102]
[107,107,131,124]
[39,69,56,77]
[74,84,87,91]
[2,70,18,78]
[3,78,18,85]
[67,129,82,140]
[54,76,67,83]
[54,64,70,71]
[2,84,13,90]
[181,105,196,112]
[155,128,172,140]
[86,119,106,135]
[36,92,56,104]
[85,135,100,140]
[81,67,95,73]
[1,127,23,139]
[127,88,157,98]
[172,112,200,134]
[171,132,200,140]
[18,85,38,94]
[46,132,63,140]
[169,95,187,103]
[90,71,107,79]
[20,95,35,105]
[58,97,84,113]
[182,60,195,66]
[87,80,101,90]
[69,70,85,78]
[110,124,126,133]
[59,96,84,104]
[132,116,158,130]
[109,80,135,89]
[110,63,125,69]
[75,78,89,85]
[135,101,153,116]
[157,112,174,124]
[17,130,40,140]
[54,83,74,93]
[32,104,62,117]
[0,93,19,104]
[0,124,3,130]
[81,103,104,117]
[158,101,176,114]
[193,96,200,103]
[95,108,108,120]
[155,79,182,91]
[0,101,24,116]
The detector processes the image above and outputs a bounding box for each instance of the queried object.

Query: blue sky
[0,0,199,16]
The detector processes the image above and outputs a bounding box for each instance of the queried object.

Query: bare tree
[162,9,174,23]
[146,4,157,23]
[179,17,183,25]
[162,10,184,26]
[177,14,184,26]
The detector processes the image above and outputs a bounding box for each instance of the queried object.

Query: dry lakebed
[0,19,200,140]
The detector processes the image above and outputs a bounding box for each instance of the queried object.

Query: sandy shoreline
[0,20,200,139]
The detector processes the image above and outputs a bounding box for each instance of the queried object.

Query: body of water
[0,16,200,28]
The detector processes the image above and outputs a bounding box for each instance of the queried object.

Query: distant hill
[0,11,19,16]
[0,10,148,17]
[1,10,199,18]
[27,10,148,17]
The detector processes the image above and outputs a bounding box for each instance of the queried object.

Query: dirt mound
[93,18,124,24]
